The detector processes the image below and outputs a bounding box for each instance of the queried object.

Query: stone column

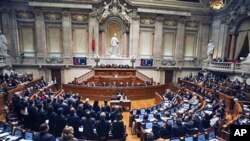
[200,21,211,60]
[62,10,72,58]
[129,15,140,57]
[123,27,130,58]
[175,18,186,65]
[153,16,164,59]
[229,34,236,61]
[88,16,99,56]
[35,9,46,60]
[9,9,19,56]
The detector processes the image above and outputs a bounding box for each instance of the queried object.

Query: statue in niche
[207,40,215,60]
[119,3,132,23]
[99,2,111,22]
[0,30,8,56]
[111,33,119,55]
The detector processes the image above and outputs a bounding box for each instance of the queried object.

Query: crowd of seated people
[182,72,250,100]
[0,72,32,92]
[82,81,153,87]
[130,82,225,140]
[5,88,126,141]
[98,64,130,68]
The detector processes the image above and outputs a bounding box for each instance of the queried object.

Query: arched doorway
[101,17,128,57]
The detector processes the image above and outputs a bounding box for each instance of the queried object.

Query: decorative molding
[16,11,34,19]
[178,18,187,24]
[186,21,199,28]
[226,0,250,27]
[62,10,71,17]
[46,57,63,64]
[164,18,178,26]
[72,14,88,21]
[140,18,155,25]
[44,12,62,20]
[97,0,133,24]
[34,9,42,16]
[155,16,164,22]
[201,18,212,25]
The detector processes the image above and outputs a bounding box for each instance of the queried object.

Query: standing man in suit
[96,112,111,140]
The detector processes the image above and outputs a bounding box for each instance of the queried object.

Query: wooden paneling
[62,84,168,100]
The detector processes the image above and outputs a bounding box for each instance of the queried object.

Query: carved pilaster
[62,10,72,57]
[16,11,34,19]
[154,16,163,59]
[35,9,46,58]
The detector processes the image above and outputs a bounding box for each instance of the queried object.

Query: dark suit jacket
[82,117,95,139]
[96,119,111,138]
[172,125,187,137]
[111,120,125,139]
[34,132,56,141]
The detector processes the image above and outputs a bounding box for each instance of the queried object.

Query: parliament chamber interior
[0,0,250,141]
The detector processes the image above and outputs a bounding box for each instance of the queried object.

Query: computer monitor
[167,119,174,125]
[5,124,13,133]
[14,128,23,137]
[145,122,153,129]
[170,138,180,141]
[197,133,206,141]
[184,136,193,141]
[0,122,4,132]
[208,129,216,140]
[139,114,144,120]
[140,109,145,114]
[157,104,161,109]
[152,106,156,111]
[24,131,33,140]
[148,113,154,120]
[157,121,164,127]
[132,110,137,115]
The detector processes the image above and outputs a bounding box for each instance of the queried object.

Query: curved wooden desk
[62,84,168,100]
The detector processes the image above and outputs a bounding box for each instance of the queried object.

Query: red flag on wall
[91,28,95,52]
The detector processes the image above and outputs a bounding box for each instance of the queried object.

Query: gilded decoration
[186,21,199,28]
[16,11,34,19]
[140,18,155,25]
[44,12,62,20]
[97,0,132,24]
[164,18,177,26]
[72,14,88,22]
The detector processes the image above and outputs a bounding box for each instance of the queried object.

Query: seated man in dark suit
[34,123,56,141]
[96,112,111,140]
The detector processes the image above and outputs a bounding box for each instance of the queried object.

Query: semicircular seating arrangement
[0,71,248,141]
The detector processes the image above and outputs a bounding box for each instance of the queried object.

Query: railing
[209,62,233,70]
[234,63,242,70]
[135,71,153,84]
[74,70,94,84]
[206,62,250,72]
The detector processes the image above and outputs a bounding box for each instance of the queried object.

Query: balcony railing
[205,61,250,73]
